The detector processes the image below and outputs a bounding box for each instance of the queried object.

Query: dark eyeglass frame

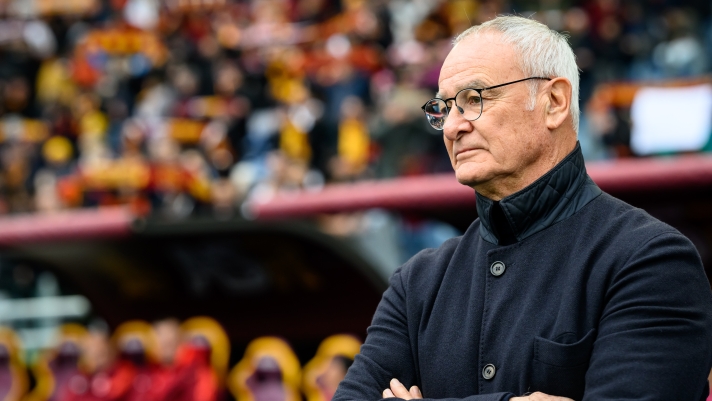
[421,76,552,130]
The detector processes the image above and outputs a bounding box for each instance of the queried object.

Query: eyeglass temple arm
[484,76,551,91]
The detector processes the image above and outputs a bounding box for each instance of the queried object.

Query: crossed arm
[381,379,571,401]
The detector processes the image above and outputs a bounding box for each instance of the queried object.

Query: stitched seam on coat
[505,154,578,203]
[502,164,575,237]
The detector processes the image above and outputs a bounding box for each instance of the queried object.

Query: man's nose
[443,106,472,141]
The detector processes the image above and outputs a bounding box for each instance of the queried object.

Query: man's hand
[510,392,574,401]
[381,381,571,401]
[382,378,422,399]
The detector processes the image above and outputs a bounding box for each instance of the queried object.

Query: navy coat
[333,144,712,401]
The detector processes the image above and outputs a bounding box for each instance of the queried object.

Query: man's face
[438,32,550,197]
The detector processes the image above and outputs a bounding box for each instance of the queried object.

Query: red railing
[0,206,134,246]
[249,154,712,219]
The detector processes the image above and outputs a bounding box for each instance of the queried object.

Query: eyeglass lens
[423,99,447,130]
[423,89,483,130]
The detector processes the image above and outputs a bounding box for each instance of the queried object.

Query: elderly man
[333,16,712,401]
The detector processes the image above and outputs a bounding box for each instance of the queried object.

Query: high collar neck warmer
[475,142,602,245]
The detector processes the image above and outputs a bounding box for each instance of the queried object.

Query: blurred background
[0,0,710,400]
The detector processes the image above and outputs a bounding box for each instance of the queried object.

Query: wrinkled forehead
[437,31,521,97]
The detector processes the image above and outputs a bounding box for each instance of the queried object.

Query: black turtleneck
[475,142,602,245]
[489,202,517,246]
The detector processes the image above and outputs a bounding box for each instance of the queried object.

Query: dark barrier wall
[0,219,386,347]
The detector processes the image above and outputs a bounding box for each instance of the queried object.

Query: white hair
[454,16,580,133]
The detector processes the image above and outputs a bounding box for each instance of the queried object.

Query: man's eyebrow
[436,79,490,99]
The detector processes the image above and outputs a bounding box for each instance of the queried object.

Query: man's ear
[544,77,572,131]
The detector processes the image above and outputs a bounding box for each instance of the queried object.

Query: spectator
[0,0,707,217]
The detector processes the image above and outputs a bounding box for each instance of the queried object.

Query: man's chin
[454,171,483,188]
[453,161,492,188]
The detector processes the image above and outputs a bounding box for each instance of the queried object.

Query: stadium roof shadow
[0,218,386,345]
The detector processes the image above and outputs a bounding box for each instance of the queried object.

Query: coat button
[482,364,496,380]
[490,261,506,277]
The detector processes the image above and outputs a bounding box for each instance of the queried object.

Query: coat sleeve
[583,232,712,400]
[333,266,515,401]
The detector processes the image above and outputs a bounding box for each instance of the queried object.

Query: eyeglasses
[421,77,551,130]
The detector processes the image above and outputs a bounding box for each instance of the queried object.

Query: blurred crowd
[0,316,360,401]
[0,0,710,217]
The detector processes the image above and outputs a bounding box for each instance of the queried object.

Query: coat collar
[475,142,602,245]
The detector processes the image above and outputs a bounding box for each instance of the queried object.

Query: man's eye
[467,96,482,105]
